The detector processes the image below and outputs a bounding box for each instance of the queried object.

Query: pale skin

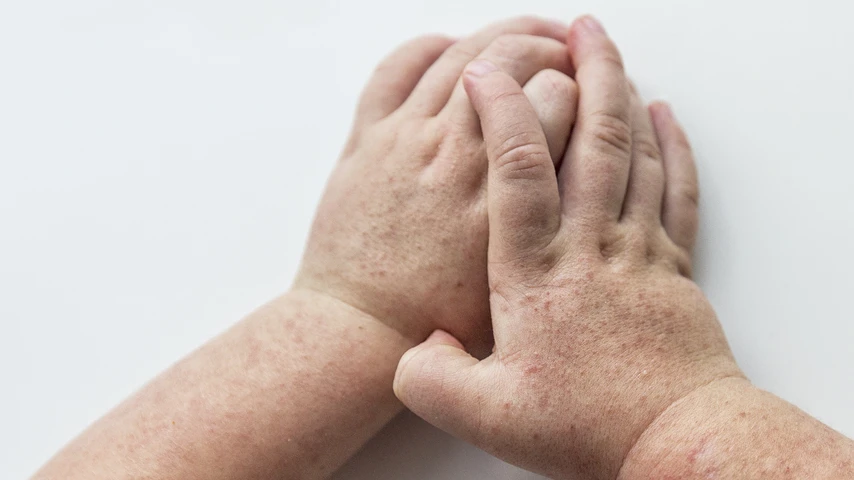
[33,14,853,480]
[393,16,854,480]
[34,16,580,480]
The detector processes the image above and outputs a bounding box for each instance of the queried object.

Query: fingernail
[579,15,606,34]
[465,59,498,78]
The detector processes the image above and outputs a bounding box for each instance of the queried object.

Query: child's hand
[295,17,580,353]
[393,17,744,480]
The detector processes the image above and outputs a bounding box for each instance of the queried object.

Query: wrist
[279,286,417,353]
[617,376,751,479]
[618,376,854,479]
[290,273,439,343]
[249,288,416,475]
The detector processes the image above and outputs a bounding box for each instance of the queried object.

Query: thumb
[393,330,494,443]
[463,59,562,261]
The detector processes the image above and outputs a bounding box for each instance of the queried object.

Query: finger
[524,69,578,166]
[558,16,633,224]
[355,35,456,125]
[393,330,494,444]
[620,87,666,224]
[463,60,562,261]
[649,102,699,252]
[440,34,572,131]
[403,16,570,116]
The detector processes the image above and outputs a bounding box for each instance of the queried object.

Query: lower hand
[393,16,743,480]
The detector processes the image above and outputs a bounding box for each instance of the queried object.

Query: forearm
[34,288,413,480]
[620,377,854,479]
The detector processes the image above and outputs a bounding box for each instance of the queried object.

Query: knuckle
[633,132,662,161]
[444,42,484,65]
[671,182,700,208]
[665,213,699,253]
[492,130,550,176]
[532,69,573,101]
[488,34,533,60]
[487,88,526,107]
[597,47,626,73]
[645,238,693,277]
[503,15,549,34]
[586,110,633,157]
[662,241,694,277]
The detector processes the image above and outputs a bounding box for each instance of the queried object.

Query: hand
[294,17,581,352]
[392,16,743,480]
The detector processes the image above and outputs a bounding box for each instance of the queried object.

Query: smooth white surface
[2,1,853,478]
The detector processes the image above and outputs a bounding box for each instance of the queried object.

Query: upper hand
[295,17,580,352]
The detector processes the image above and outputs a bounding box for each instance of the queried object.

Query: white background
[2,1,853,478]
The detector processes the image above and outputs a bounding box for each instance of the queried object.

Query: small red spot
[687,447,700,464]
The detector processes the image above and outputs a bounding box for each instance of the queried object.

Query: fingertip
[567,15,607,50]
[464,59,499,79]
[423,329,467,349]
[394,330,470,402]
[462,60,499,105]
[574,15,607,35]
[393,344,423,401]
[648,101,674,126]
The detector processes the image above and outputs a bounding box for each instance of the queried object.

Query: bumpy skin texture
[295,18,580,353]
[393,17,744,480]
[34,18,585,480]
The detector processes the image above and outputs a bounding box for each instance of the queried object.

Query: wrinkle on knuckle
[488,34,533,61]
[632,133,662,161]
[488,88,526,106]
[444,43,483,65]
[586,110,633,157]
[495,143,550,178]
[671,183,700,208]
[491,130,550,175]
[597,49,626,73]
